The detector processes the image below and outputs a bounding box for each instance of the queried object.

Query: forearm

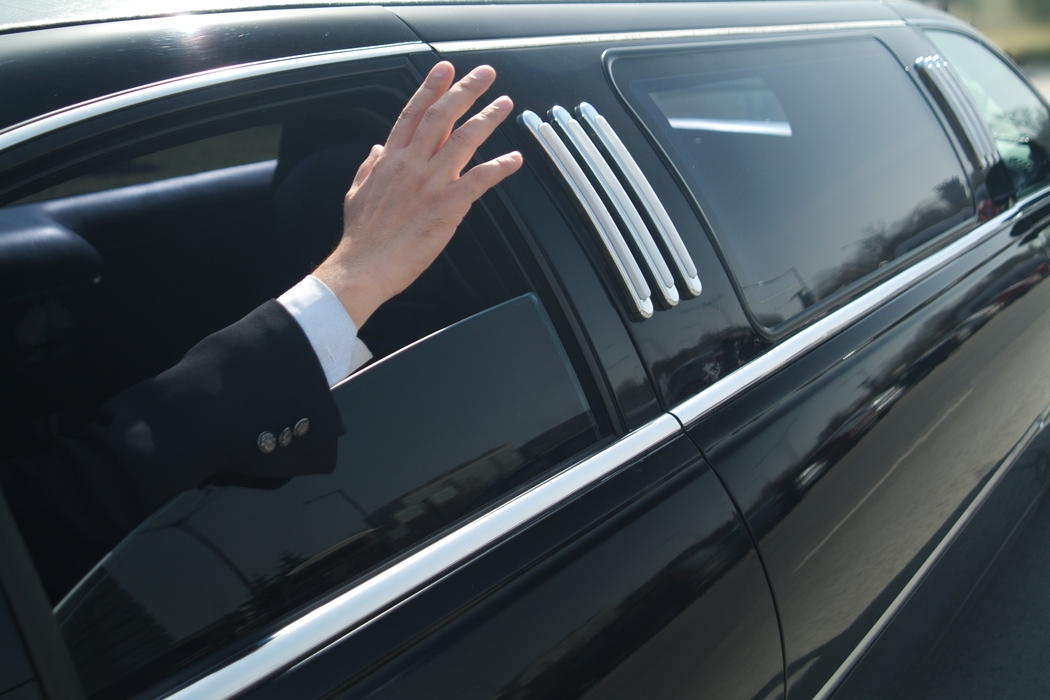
[1,300,346,601]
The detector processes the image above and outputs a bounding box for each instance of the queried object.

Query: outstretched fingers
[412,65,498,156]
[385,62,455,149]
[455,151,523,201]
[434,95,514,176]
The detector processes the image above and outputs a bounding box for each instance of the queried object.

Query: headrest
[0,208,101,304]
[273,111,391,188]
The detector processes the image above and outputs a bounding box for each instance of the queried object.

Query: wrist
[312,256,384,329]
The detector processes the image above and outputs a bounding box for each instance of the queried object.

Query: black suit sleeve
[0,300,346,602]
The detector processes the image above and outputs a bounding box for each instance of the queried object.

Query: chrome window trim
[165,414,682,700]
[0,42,430,155]
[430,20,906,53]
[549,104,680,307]
[520,109,655,318]
[812,398,1050,700]
[576,102,703,296]
[671,183,1050,428]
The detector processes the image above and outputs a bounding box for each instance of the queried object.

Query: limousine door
[238,94,785,700]
[609,26,1050,700]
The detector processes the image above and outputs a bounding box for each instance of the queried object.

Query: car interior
[0,85,525,465]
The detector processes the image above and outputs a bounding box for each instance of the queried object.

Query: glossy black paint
[458,41,769,418]
[835,418,1050,699]
[390,1,900,43]
[0,7,417,132]
[503,152,663,430]
[692,194,1050,699]
[457,50,664,429]
[247,436,785,700]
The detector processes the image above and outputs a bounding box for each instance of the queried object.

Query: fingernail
[470,65,495,81]
[507,151,523,165]
[430,62,451,82]
[492,95,512,110]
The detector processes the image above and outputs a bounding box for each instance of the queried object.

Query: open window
[0,60,544,457]
[0,58,605,699]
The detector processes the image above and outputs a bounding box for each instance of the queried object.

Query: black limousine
[1,2,1049,700]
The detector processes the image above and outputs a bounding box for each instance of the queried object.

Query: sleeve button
[258,431,277,453]
[279,427,293,447]
[294,418,310,437]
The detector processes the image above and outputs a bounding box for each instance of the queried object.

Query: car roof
[1,0,700,35]
[0,0,964,133]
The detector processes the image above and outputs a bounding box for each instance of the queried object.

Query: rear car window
[612,38,973,330]
[926,30,1050,198]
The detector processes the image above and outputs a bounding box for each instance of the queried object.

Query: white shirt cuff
[277,275,373,388]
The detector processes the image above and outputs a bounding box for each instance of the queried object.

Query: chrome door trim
[0,42,430,155]
[165,414,682,700]
[576,102,702,297]
[520,109,655,318]
[672,184,1050,427]
[430,20,906,53]
[549,104,680,307]
[812,399,1050,700]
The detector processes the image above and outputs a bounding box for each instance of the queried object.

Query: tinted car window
[56,295,599,699]
[927,30,1050,197]
[613,38,972,330]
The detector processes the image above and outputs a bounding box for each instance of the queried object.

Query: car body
[1,2,1050,700]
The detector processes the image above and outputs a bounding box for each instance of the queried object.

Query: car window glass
[55,294,598,700]
[613,39,972,330]
[927,30,1050,197]
[15,125,282,204]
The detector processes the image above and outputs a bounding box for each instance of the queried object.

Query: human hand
[312,62,522,328]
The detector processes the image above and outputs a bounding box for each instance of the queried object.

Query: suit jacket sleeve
[0,299,346,602]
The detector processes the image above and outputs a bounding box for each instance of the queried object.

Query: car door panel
[247,435,785,700]
[833,404,1050,699]
[691,201,1050,699]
